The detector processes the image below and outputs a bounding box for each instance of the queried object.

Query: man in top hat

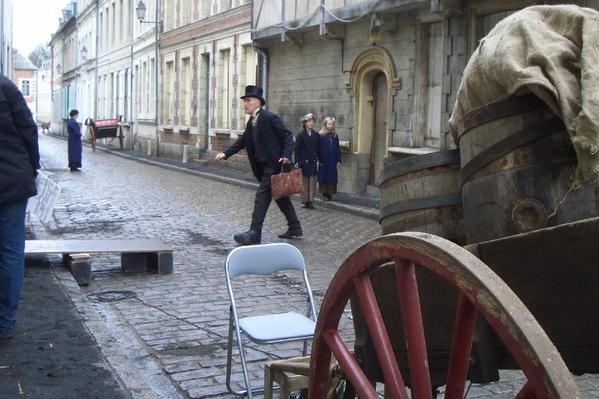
[215,85,303,245]
[294,113,320,209]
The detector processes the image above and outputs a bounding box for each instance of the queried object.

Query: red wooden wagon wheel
[309,232,580,399]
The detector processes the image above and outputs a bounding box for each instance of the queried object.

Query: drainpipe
[255,47,268,107]
[319,0,326,36]
[0,0,4,75]
[75,6,79,116]
[94,0,99,119]
[154,0,161,157]
[129,1,134,150]
[203,53,210,151]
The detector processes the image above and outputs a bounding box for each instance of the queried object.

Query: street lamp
[135,1,162,30]
[81,46,88,61]
[135,0,147,20]
[135,0,162,156]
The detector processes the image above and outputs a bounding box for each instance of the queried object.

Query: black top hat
[240,85,265,106]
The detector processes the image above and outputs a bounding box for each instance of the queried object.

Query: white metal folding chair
[225,243,317,398]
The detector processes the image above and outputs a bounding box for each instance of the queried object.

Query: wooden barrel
[352,150,465,388]
[379,150,463,244]
[456,94,599,244]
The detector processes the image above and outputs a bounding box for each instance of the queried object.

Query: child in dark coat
[295,113,320,208]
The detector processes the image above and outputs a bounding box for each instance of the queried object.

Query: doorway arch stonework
[346,46,400,191]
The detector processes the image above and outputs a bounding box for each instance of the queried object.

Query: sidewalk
[0,228,129,399]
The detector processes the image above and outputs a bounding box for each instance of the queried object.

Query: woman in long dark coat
[67,109,82,171]
[318,116,342,200]
[294,113,320,208]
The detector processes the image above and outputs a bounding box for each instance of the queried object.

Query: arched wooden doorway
[370,72,388,185]
[348,47,399,192]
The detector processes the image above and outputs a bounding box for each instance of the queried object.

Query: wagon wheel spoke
[514,382,535,399]
[309,233,580,399]
[322,330,378,399]
[444,293,477,399]
[354,274,409,399]
[395,259,432,399]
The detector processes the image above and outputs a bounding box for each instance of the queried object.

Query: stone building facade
[250,0,599,194]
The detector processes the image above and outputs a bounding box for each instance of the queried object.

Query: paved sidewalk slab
[0,255,128,399]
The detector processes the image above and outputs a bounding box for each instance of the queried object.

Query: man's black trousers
[250,165,300,233]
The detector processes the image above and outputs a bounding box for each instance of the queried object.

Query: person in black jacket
[294,113,320,209]
[0,73,40,339]
[215,86,302,245]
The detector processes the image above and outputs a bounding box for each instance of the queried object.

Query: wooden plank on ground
[25,239,171,254]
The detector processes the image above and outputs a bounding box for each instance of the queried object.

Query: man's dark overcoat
[294,128,320,176]
[223,109,293,180]
[0,74,39,206]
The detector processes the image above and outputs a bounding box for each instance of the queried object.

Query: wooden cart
[308,220,599,398]
[307,95,598,398]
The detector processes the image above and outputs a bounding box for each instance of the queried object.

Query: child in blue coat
[318,117,341,200]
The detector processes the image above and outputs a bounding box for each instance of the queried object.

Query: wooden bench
[25,239,173,286]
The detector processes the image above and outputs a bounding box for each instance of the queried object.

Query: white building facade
[0,0,12,77]
[47,0,262,163]
[36,60,52,124]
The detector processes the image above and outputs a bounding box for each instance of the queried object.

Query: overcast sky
[13,0,66,56]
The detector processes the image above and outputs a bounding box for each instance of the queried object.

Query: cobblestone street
[33,134,599,398]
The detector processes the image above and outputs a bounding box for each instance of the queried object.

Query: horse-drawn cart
[85,118,124,151]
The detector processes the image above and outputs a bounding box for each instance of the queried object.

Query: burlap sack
[448,5,599,186]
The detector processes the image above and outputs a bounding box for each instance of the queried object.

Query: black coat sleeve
[223,130,247,159]
[270,113,293,159]
[294,131,303,163]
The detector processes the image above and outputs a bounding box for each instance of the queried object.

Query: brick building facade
[12,50,37,117]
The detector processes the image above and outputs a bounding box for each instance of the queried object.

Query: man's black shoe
[233,230,261,246]
[278,227,303,239]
